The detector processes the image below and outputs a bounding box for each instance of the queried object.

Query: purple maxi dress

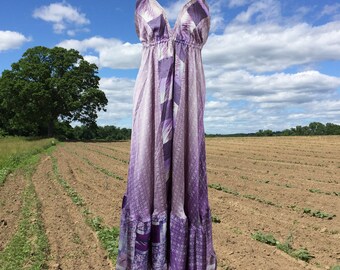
[116,0,217,269]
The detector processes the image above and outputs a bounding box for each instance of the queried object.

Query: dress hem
[116,196,217,270]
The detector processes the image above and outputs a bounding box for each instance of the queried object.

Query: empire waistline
[141,38,203,49]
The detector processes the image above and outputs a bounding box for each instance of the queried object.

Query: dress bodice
[135,0,210,48]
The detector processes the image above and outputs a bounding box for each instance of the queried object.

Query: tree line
[55,122,131,141]
[206,122,340,137]
[256,122,340,136]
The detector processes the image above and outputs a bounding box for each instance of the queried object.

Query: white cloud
[57,36,142,69]
[203,97,340,134]
[233,0,281,24]
[163,0,224,32]
[321,3,340,20]
[198,0,340,133]
[228,0,253,8]
[83,55,99,66]
[0,30,31,52]
[207,0,226,32]
[164,0,187,21]
[206,70,340,103]
[201,69,340,133]
[97,77,135,125]
[33,2,90,35]
[203,21,340,72]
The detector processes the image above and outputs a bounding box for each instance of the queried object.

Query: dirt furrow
[0,172,26,251]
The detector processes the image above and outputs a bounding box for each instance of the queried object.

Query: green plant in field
[211,215,221,223]
[331,266,340,270]
[208,183,239,196]
[82,156,124,181]
[303,208,336,219]
[276,232,293,253]
[251,231,277,246]
[251,231,314,262]
[97,226,120,259]
[243,194,257,200]
[290,248,315,262]
[242,194,279,207]
[82,208,91,216]
[208,183,280,207]
[276,234,314,261]
[88,216,120,260]
[308,188,322,193]
[89,216,103,231]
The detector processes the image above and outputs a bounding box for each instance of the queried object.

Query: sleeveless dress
[116,0,217,269]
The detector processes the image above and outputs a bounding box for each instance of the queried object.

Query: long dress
[116,0,217,269]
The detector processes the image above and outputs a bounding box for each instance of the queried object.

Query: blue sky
[1,0,340,134]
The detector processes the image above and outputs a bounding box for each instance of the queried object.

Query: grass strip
[0,149,53,270]
[251,231,315,262]
[0,138,57,185]
[50,154,120,264]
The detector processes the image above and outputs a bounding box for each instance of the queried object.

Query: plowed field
[1,136,339,269]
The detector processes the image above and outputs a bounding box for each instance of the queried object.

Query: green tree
[295,125,303,135]
[325,123,340,135]
[309,122,325,135]
[0,46,107,137]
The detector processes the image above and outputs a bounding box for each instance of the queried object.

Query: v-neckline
[152,0,195,36]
